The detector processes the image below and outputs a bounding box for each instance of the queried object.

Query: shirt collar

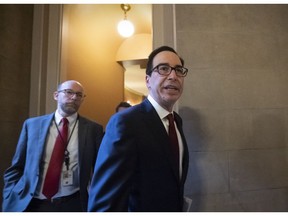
[54,110,78,125]
[147,95,172,120]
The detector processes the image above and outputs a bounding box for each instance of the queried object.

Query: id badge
[62,170,73,186]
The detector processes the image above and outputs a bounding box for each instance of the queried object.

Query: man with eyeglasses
[3,80,104,212]
[88,46,190,212]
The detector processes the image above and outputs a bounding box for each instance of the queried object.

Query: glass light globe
[117,19,135,38]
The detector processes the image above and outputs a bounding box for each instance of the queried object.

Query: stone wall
[0,5,33,211]
[178,4,288,211]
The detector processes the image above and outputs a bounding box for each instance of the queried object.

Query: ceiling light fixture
[117,4,135,38]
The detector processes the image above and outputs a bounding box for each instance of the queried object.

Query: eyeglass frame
[150,63,188,77]
[58,89,86,99]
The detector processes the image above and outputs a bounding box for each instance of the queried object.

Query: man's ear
[146,75,151,89]
[53,91,58,101]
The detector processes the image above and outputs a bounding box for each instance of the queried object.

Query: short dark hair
[146,46,184,76]
[115,101,132,112]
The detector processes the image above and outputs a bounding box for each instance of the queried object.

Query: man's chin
[165,93,180,101]
[64,107,77,115]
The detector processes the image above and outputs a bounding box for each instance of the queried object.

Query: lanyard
[53,115,78,170]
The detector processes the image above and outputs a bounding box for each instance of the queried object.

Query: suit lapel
[77,116,87,172]
[174,113,189,183]
[37,114,54,160]
[141,100,180,182]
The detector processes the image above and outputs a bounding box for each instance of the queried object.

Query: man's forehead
[153,51,181,64]
[61,82,82,90]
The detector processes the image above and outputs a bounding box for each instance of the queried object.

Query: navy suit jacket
[2,113,103,212]
[88,99,189,212]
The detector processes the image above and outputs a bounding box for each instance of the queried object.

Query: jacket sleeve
[3,120,28,200]
[88,113,137,212]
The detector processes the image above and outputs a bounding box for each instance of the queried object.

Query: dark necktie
[167,113,179,173]
[42,117,69,199]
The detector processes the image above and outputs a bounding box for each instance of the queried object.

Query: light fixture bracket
[121,4,131,13]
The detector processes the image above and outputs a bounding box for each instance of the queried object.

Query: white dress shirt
[34,110,80,199]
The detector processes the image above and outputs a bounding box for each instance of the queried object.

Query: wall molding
[30,5,63,116]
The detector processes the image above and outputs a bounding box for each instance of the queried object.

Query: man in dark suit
[2,80,103,212]
[88,46,189,212]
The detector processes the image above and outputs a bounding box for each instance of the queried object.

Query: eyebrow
[158,63,183,67]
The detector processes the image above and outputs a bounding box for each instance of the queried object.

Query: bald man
[3,80,103,212]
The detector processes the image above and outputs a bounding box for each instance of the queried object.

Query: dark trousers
[25,191,83,212]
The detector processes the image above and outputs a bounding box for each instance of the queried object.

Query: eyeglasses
[151,64,188,77]
[58,89,86,99]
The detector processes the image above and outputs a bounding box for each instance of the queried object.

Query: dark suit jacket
[2,113,103,212]
[88,99,189,212]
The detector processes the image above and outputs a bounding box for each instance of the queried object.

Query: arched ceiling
[63,4,152,96]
